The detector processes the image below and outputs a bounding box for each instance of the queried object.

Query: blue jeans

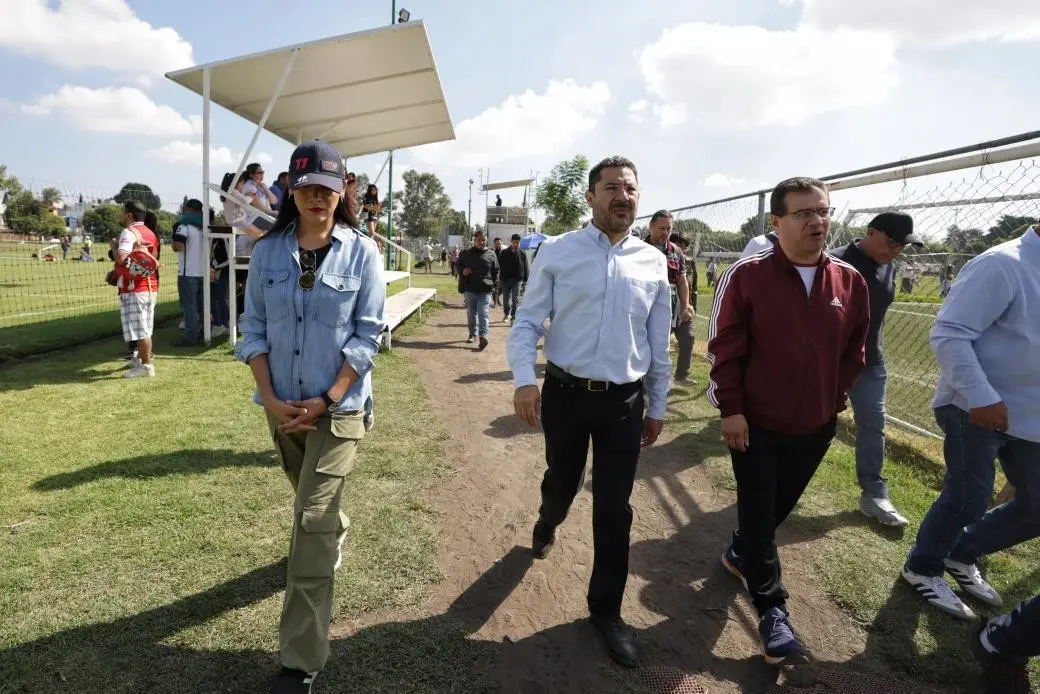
[988,593,1040,660]
[848,363,888,498]
[502,279,522,318]
[210,270,229,328]
[465,291,491,338]
[906,404,1040,576]
[177,275,204,342]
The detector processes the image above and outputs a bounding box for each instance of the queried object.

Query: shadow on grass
[836,419,946,490]
[32,449,279,491]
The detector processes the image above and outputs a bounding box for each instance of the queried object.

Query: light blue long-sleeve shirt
[507,224,672,419]
[234,223,386,413]
[931,227,1040,443]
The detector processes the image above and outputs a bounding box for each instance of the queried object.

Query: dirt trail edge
[333,302,943,694]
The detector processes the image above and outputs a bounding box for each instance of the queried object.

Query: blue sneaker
[721,544,748,590]
[758,607,808,665]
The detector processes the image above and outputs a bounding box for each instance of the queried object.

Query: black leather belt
[545,361,638,392]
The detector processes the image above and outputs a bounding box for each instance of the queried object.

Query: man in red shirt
[707,177,869,664]
[115,201,160,378]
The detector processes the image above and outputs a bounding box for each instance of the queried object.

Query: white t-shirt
[739,234,776,259]
[422,244,433,260]
[242,180,272,213]
[795,265,817,296]
[172,223,206,277]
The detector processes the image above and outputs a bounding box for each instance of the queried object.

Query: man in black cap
[830,212,923,527]
[498,233,529,324]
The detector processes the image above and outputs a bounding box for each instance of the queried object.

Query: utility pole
[467,178,473,232]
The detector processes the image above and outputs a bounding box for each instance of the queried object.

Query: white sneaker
[944,559,1003,607]
[123,364,155,379]
[211,325,229,338]
[860,494,909,527]
[125,356,141,370]
[901,565,976,620]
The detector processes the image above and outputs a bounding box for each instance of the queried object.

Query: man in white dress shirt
[507,156,671,668]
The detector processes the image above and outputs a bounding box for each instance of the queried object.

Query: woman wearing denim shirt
[234,140,385,694]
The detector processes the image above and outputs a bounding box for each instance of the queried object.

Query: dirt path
[338,301,946,694]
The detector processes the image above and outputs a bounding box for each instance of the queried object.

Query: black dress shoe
[590,615,638,668]
[531,519,555,559]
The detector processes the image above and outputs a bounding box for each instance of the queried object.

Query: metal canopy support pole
[202,66,212,345]
[373,152,392,187]
[232,48,299,184]
[756,192,766,236]
[386,149,394,271]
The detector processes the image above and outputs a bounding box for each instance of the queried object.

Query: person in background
[972,592,1039,693]
[740,230,780,259]
[171,199,207,346]
[495,194,502,208]
[507,155,670,668]
[361,184,381,238]
[708,177,869,664]
[670,233,698,313]
[449,245,460,278]
[706,257,718,287]
[457,230,499,350]
[422,240,434,274]
[646,211,696,388]
[498,233,529,325]
[939,263,955,298]
[116,201,162,379]
[902,222,1040,621]
[235,140,385,694]
[441,246,447,269]
[829,212,923,527]
[269,171,290,212]
[491,237,504,307]
[223,171,266,317]
[243,163,278,225]
[210,219,231,340]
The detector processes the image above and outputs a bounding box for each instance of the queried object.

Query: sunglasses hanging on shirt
[299,249,316,290]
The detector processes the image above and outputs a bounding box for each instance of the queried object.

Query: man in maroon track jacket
[707,177,869,665]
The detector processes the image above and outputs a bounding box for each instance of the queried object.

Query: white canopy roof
[165,21,455,158]
[483,178,535,192]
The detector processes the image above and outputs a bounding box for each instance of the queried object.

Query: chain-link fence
[639,144,1040,438]
[0,179,190,361]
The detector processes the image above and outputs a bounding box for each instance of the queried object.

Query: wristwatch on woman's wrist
[321,392,336,409]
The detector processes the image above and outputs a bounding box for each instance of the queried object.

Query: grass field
[0,296,458,692]
[0,241,180,361]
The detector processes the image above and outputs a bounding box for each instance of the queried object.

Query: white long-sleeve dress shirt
[507,223,672,419]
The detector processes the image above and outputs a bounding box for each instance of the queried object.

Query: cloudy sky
[1,0,1039,234]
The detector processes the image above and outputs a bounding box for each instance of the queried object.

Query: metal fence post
[756,192,766,236]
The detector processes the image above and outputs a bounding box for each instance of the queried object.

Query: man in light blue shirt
[507,155,671,668]
[903,225,1040,621]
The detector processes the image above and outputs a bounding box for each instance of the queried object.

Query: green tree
[114,182,161,211]
[944,225,988,255]
[986,214,1037,243]
[82,204,125,241]
[3,190,41,231]
[674,217,712,236]
[535,155,589,234]
[0,165,23,195]
[40,187,63,208]
[445,209,469,236]
[739,214,766,238]
[20,213,67,238]
[392,170,452,238]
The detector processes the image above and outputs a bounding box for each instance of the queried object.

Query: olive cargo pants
[266,410,366,674]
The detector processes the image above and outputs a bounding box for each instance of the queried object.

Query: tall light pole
[384,2,408,270]
[467,178,473,232]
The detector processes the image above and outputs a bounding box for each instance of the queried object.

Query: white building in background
[483,177,536,247]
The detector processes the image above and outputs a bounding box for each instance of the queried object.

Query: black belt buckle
[586,379,608,392]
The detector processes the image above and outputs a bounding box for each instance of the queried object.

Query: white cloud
[794,0,1040,46]
[146,141,273,172]
[628,100,648,124]
[0,0,194,79]
[703,173,747,188]
[636,23,899,129]
[414,79,611,167]
[23,86,197,137]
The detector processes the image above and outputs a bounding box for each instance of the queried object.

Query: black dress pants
[538,372,644,619]
[729,419,836,615]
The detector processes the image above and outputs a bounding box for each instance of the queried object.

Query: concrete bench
[381,286,436,349]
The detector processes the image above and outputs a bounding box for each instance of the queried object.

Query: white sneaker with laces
[901,565,976,619]
[944,559,1003,606]
[860,493,909,527]
[123,364,155,379]
[126,356,141,370]
[211,326,229,339]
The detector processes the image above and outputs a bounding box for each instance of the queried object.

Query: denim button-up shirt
[234,223,386,413]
